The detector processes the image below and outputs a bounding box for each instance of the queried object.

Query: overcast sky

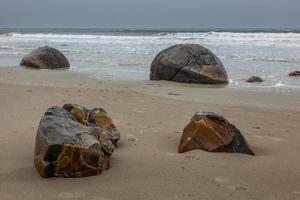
[0,0,299,28]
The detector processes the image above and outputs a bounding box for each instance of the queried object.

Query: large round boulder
[20,46,70,69]
[150,44,228,84]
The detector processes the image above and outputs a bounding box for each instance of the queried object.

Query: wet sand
[0,67,300,200]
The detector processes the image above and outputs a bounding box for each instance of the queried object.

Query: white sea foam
[1,30,300,89]
[274,81,286,87]
[1,32,300,47]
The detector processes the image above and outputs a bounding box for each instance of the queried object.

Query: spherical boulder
[20,46,70,69]
[150,44,228,84]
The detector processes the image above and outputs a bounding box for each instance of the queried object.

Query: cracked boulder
[178,112,254,155]
[34,104,120,178]
[150,44,228,84]
[20,46,70,69]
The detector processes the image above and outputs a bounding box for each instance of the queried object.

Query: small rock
[246,76,264,83]
[168,92,181,96]
[289,71,300,76]
[128,138,136,142]
[227,184,248,192]
[178,112,254,155]
[127,135,136,141]
[252,126,261,129]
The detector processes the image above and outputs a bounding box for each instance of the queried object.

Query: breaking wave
[1,29,300,89]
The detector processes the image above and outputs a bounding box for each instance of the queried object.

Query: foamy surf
[0,28,299,90]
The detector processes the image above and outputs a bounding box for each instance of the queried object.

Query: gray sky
[0,0,300,28]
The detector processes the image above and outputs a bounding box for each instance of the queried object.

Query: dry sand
[0,67,300,200]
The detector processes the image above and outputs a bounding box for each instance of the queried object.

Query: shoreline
[2,29,300,90]
[0,66,299,110]
[0,66,300,199]
[1,65,300,91]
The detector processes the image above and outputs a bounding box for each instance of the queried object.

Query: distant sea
[0,28,300,89]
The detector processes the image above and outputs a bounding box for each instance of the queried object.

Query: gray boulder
[150,44,228,84]
[289,71,300,76]
[34,105,120,178]
[246,76,264,83]
[20,46,70,69]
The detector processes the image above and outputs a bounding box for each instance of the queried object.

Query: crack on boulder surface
[170,52,215,83]
[167,49,208,81]
[168,59,195,81]
[150,44,228,84]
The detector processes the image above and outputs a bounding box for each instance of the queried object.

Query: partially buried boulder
[246,76,264,83]
[289,71,300,76]
[34,104,120,178]
[20,46,70,69]
[178,112,254,155]
[150,44,228,84]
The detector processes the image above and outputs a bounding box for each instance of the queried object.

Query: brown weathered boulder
[150,44,228,84]
[246,76,264,83]
[289,71,300,76]
[34,104,120,178]
[178,112,254,155]
[20,46,70,69]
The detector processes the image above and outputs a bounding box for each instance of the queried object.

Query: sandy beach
[0,67,300,200]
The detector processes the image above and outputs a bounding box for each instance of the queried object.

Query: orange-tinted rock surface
[178,112,254,155]
[34,104,120,178]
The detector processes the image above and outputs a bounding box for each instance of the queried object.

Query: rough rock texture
[289,71,300,76]
[150,44,228,84]
[20,46,70,69]
[34,104,120,178]
[178,112,254,155]
[246,76,264,83]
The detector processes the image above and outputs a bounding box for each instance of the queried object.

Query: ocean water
[0,28,300,89]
